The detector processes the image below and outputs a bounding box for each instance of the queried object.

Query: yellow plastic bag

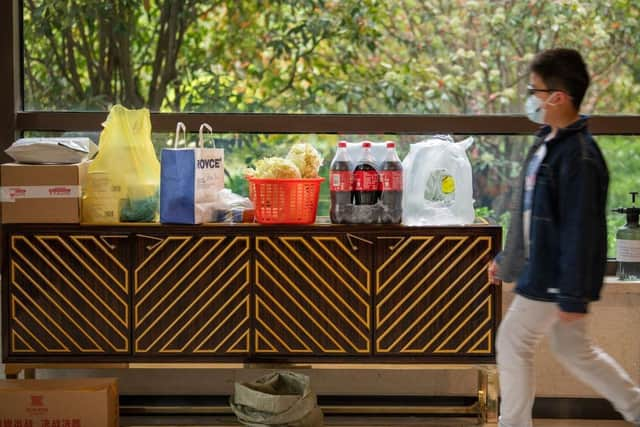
[82,105,160,223]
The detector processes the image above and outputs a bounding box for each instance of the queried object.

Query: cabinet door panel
[255,234,373,356]
[133,234,250,357]
[375,232,499,357]
[8,233,130,356]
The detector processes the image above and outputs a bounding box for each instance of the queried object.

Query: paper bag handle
[174,122,187,149]
[199,123,214,148]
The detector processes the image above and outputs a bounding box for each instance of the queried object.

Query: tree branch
[71,0,99,91]
[148,0,172,108]
[63,29,86,99]
[113,0,144,108]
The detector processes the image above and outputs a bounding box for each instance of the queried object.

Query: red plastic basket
[247,177,324,224]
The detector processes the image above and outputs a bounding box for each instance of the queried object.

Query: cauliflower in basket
[251,157,301,179]
[286,143,323,178]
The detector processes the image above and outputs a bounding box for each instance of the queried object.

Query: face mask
[525,95,545,124]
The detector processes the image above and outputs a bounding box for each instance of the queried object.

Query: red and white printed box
[1,161,89,223]
[0,378,118,427]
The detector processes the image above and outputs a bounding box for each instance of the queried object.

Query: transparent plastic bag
[210,189,254,223]
[345,141,388,168]
[82,105,160,223]
[402,135,474,225]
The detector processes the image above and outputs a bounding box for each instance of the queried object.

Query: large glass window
[23,1,640,114]
[15,1,640,264]
[29,129,634,257]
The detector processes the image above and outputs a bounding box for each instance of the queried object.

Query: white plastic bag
[402,135,474,225]
[210,189,253,223]
[6,137,98,164]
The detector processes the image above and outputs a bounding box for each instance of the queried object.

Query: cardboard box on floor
[1,161,89,223]
[0,378,118,427]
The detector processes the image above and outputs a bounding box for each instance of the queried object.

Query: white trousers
[496,294,640,427]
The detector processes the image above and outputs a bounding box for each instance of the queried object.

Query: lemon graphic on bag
[441,175,456,194]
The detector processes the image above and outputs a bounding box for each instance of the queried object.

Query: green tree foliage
[24,0,640,114]
[23,0,640,254]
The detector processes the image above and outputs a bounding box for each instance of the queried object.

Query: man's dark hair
[529,48,590,110]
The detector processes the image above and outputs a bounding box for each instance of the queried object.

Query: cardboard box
[0,378,118,427]
[1,162,89,223]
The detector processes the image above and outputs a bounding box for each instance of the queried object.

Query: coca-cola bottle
[380,141,403,224]
[353,141,380,206]
[329,141,353,223]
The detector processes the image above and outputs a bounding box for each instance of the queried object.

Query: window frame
[2,0,634,273]
[12,111,640,135]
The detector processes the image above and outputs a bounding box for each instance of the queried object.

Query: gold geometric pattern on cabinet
[255,235,371,355]
[375,235,494,355]
[9,234,130,354]
[134,235,250,355]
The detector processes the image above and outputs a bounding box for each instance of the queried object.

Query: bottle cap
[386,141,395,148]
[362,141,372,148]
[338,141,347,148]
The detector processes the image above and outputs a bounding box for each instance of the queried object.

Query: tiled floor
[533,421,628,426]
[121,416,631,426]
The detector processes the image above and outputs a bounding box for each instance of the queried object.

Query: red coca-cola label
[329,171,352,191]
[381,171,403,191]
[354,170,379,191]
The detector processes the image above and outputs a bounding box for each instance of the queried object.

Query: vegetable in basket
[245,157,301,179]
[286,143,323,178]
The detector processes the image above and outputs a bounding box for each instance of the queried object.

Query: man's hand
[488,260,500,285]
[558,310,587,322]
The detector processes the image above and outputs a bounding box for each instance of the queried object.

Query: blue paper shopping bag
[160,122,224,224]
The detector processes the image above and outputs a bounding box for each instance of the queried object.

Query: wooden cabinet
[2,224,500,364]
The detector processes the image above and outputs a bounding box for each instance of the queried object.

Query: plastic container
[613,192,640,280]
[82,170,122,223]
[329,141,353,224]
[248,177,324,224]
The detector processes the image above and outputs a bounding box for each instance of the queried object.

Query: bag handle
[174,122,186,149]
[199,123,214,148]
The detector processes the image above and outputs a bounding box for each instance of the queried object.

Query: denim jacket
[496,117,609,313]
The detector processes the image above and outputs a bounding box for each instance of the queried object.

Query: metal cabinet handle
[377,236,406,251]
[346,233,373,251]
[136,234,165,251]
[98,235,128,250]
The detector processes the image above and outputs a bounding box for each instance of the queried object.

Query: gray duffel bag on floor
[230,371,323,427]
